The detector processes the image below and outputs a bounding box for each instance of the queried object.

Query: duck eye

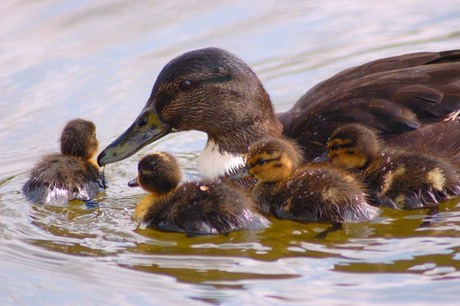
[179,80,192,91]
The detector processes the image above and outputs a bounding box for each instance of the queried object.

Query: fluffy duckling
[128,152,270,235]
[22,119,104,205]
[237,138,380,223]
[327,123,460,209]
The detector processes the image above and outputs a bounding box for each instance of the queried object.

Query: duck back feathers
[280,50,460,160]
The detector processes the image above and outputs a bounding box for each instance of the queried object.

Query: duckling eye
[257,158,267,165]
[328,144,339,151]
[179,80,192,91]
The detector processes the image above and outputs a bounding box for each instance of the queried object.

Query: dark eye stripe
[329,142,354,151]
[249,156,280,169]
[178,75,232,92]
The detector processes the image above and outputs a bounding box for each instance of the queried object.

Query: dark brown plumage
[327,123,460,209]
[128,152,270,235]
[239,137,380,223]
[98,48,460,180]
[22,119,104,205]
[280,50,460,160]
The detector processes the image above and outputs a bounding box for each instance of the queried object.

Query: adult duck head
[98,48,282,177]
[98,48,460,177]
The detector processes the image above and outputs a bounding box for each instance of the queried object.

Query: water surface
[1,1,460,305]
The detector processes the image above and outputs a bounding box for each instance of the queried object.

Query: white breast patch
[197,140,245,178]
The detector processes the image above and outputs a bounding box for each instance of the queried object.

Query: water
[1,0,460,305]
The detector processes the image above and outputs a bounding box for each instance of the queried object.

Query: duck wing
[279,50,460,160]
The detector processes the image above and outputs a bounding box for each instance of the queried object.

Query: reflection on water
[1,0,460,305]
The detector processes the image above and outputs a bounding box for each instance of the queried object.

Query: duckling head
[60,119,98,160]
[246,138,303,183]
[128,152,182,196]
[98,48,282,178]
[327,123,381,169]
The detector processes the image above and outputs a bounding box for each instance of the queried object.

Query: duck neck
[198,140,246,178]
[198,88,283,178]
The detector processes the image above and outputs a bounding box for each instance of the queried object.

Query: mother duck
[98,48,460,178]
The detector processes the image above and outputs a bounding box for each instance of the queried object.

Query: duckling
[327,123,460,209]
[22,119,104,205]
[128,152,270,235]
[235,137,380,223]
[98,48,460,179]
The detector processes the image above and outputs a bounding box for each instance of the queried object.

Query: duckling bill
[234,137,380,223]
[22,119,105,205]
[327,123,460,209]
[128,152,270,235]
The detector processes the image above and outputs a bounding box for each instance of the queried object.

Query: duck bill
[127,177,139,188]
[229,165,252,181]
[97,108,171,166]
[312,151,330,163]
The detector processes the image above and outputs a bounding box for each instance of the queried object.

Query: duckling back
[260,164,379,223]
[363,151,460,209]
[22,154,102,205]
[22,119,103,205]
[143,179,270,235]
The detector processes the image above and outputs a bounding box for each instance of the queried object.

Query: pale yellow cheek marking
[328,137,373,169]
[89,159,99,170]
[248,153,291,183]
[248,166,263,181]
[329,148,367,169]
[426,168,446,191]
[132,194,156,222]
[250,164,285,182]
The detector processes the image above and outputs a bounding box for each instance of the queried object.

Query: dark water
[1,1,460,305]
